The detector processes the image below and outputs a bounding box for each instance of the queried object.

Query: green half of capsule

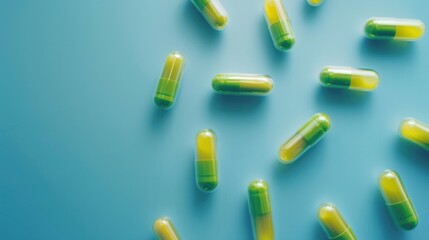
[379,170,418,230]
[248,179,274,240]
[212,73,273,96]
[191,0,228,30]
[264,0,295,51]
[399,118,429,151]
[195,129,218,192]
[318,203,357,240]
[153,217,181,240]
[154,52,185,110]
[320,66,379,91]
[365,17,425,41]
[278,113,331,164]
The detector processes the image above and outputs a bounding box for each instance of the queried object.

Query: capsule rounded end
[307,0,324,6]
[169,51,185,61]
[153,217,170,232]
[275,36,295,51]
[315,113,331,132]
[212,15,228,30]
[399,118,417,136]
[154,96,174,110]
[401,218,418,230]
[278,151,297,164]
[248,179,268,194]
[318,203,336,221]
[197,181,218,192]
[364,18,378,39]
[319,67,332,86]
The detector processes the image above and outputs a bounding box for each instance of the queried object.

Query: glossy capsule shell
[191,0,228,30]
[264,0,295,51]
[318,204,357,240]
[307,0,324,7]
[279,113,331,164]
[320,66,379,91]
[195,129,218,192]
[365,17,425,41]
[154,52,185,109]
[379,170,418,230]
[153,217,181,240]
[212,74,273,96]
[248,179,274,240]
[399,118,429,150]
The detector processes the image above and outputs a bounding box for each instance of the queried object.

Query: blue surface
[1,0,428,239]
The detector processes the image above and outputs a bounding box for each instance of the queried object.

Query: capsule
[195,129,218,192]
[153,217,181,240]
[154,52,185,109]
[264,0,295,51]
[320,66,379,91]
[191,0,228,30]
[307,0,325,7]
[279,113,331,164]
[212,73,273,96]
[365,17,425,41]
[318,204,357,240]
[399,118,429,150]
[379,170,418,230]
[248,179,274,240]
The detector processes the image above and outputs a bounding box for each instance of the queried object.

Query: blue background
[1,0,428,239]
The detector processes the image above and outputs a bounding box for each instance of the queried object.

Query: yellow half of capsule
[399,118,429,150]
[153,217,180,240]
[318,204,357,240]
[379,170,418,230]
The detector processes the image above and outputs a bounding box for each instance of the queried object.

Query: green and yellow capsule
[195,129,218,192]
[307,0,325,7]
[399,118,429,150]
[320,66,379,91]
[264,0,295,51]
[153,217,181,240]
[379,170,418,230]
[318,203,357,240]
[248,179,274,240]
[212,73,273,96]
[191,0,228,30]
[154,52,185,110]
[365,17,425,41]
[279,113,331,164]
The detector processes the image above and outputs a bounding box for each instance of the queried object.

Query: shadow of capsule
[314,86,373,108]
[208,93,269,116]
[242,198,255,240]
[359,38,416,58]
[394,137,429,169]
[312,218,327,239]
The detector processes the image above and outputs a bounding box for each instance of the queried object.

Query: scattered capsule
[399,118,429,150]
[248,179,274,240]
[153,217,181,240]
[279,113,331,164]
[264,0,295,51]
[307,0,325,7]
[154,52,185,109]
[318,203,357,240]
[191,0,228,30]
[365,17,425,41]
[379,170,418,230]
[195,129,218,192]
[320,66,379,91]
[212,73,273,96]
